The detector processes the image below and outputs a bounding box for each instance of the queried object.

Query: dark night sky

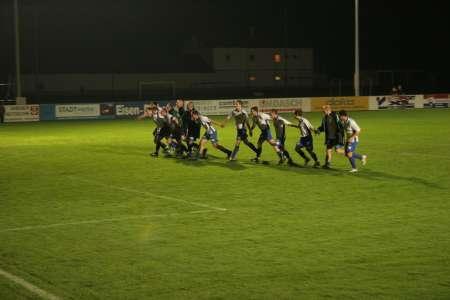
[1,0,450,80]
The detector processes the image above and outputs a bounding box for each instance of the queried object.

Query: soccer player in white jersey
[289,109,321,167]
[270,109,294,165]
[249,106,285,163]
[338,110,367,172]
[138,106,171,156]
[221,100,259,161]
[191,110,232,159]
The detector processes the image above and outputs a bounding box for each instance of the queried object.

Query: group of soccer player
[138,99,367,172]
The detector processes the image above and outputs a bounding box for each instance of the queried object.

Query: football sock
[349,157,357,169]
[296,148,307,160]
[217,145,231,155]
[307,149,318,162]
[353,153,362,160]
[231,146,240,158]
[244,140,258,153]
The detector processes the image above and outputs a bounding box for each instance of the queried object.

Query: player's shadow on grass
[238,159,335,175]
[86,145,149,157]
[354,169,444,189]
[238,159,443,189]
[173,154,247,171]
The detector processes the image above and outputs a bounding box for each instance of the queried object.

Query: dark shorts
[170,127,184,141]
[297,136,313,150]
[258,128,273,142]
[326,138,343,150]
[155,127,170,140]
[236,128,248,140]
[188,125,201,140]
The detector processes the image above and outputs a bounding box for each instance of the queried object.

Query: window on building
[274,75,282,81]
[274,53,282,63]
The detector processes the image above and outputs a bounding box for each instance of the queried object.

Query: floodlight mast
[354,0,360,96]
[14,0,22,98]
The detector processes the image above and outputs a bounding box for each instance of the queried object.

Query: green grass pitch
[1,109,450,299]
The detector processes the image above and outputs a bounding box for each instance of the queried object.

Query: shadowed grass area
[1,109,450,299]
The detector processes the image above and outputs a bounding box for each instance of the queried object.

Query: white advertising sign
[55,104,100,119]
[4,105,40,122]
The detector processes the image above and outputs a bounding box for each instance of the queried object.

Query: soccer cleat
[250,157,260,163]
[150,152,158,157]
[313,161,321,168]
[226,151,233,160]
[322,163,331,169]
[362,155,367,166]
[304,157,311,166]
[349,168,358,173]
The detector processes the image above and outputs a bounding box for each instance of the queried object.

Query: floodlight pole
[354,0,360,96]
[14,0,22,98]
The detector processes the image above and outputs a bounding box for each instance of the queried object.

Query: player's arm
[249,116,257,131]
[348,121,361,142]
[210,119,224,128]
[315,118,324,134]
[136,109,150,120]
[348,130,360,142]
[221,113,232,128]
[316,123,324,132]
[279,116,292,126]
[245,118,253,136]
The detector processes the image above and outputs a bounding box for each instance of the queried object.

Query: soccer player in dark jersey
[249,106,285,163]
[221,100,259,161]
[289,109,320,167]
[166,102,189,157]
[191,110,232,159]
[269,109,294,165]
[184,101,201,158]
[316,105,344,169]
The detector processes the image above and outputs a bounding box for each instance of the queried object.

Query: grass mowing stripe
[400,152,450,160]
[0,210,216,233]
[0,268,62,300]
[72,176,228,212]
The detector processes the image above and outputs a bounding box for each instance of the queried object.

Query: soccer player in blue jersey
[250,106,285,163]
[289,109,321,167]
[338,110,367,172]
[191,110,232,159]
[221,100,259,161]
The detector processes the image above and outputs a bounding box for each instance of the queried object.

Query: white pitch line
[73,177,228,212]
[0,210,215,233]
[0,268,61,300]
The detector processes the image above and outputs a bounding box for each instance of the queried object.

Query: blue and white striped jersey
[342,118,361,143]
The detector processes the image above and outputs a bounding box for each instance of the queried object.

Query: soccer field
[1,109,450,299]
